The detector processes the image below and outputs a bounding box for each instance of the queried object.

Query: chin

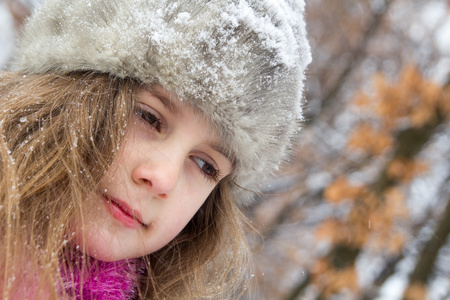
[70,234,122,262]
[84,248,117,262]
[76,238,153,262]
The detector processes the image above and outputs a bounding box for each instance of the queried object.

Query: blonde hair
[0,71,251,299]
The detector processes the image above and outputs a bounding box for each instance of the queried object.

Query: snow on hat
[15,0,311,204]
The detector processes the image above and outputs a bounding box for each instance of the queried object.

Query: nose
[132,154,182,198]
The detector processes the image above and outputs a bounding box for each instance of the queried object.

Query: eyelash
[192,156,221,183]
[134,105,221,183]
[135,106,162,132]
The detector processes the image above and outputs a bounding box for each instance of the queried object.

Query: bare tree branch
[402,183,450,300]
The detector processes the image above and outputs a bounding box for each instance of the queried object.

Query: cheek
[159,189,211,239]
[163,202,202,236]
[68,205,108,256]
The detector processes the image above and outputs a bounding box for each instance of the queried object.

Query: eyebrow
[151,88,182,116]
[210,140,235,167]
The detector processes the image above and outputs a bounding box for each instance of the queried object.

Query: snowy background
[1,1,450,299]
[0,1,15,68]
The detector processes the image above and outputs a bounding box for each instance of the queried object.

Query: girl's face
[72,86,232,261]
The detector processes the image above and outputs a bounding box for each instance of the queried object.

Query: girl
[0,0,311,299]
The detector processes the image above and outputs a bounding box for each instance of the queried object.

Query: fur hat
[15,0,311,204]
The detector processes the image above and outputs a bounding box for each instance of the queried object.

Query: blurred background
[1,0,449,299]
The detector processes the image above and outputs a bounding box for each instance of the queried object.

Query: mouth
[101,193,146,228]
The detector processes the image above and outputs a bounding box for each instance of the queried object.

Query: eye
[192,156,220,182]
[135,105,162,132]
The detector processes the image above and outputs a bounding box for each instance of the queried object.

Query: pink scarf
[61,254,145,300]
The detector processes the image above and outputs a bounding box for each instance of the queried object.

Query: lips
[102,194,146,228]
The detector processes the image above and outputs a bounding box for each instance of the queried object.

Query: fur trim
[15,0,311,204]
[61,254,144,300]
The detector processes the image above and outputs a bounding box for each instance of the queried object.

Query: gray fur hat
[15,0,311,204]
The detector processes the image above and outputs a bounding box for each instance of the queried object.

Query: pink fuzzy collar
[61,253,145,300]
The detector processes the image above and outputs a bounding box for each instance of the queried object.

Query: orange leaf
[387,158,428,182]
[404,282,427,300]
[347,123,393,155]
[353,91,371,108]
[316,219,343,242]
[321,267,359,297]
[384,188,409,219]
[409,102,435,128]
[324,177,365,203]
[438,85,450,117]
